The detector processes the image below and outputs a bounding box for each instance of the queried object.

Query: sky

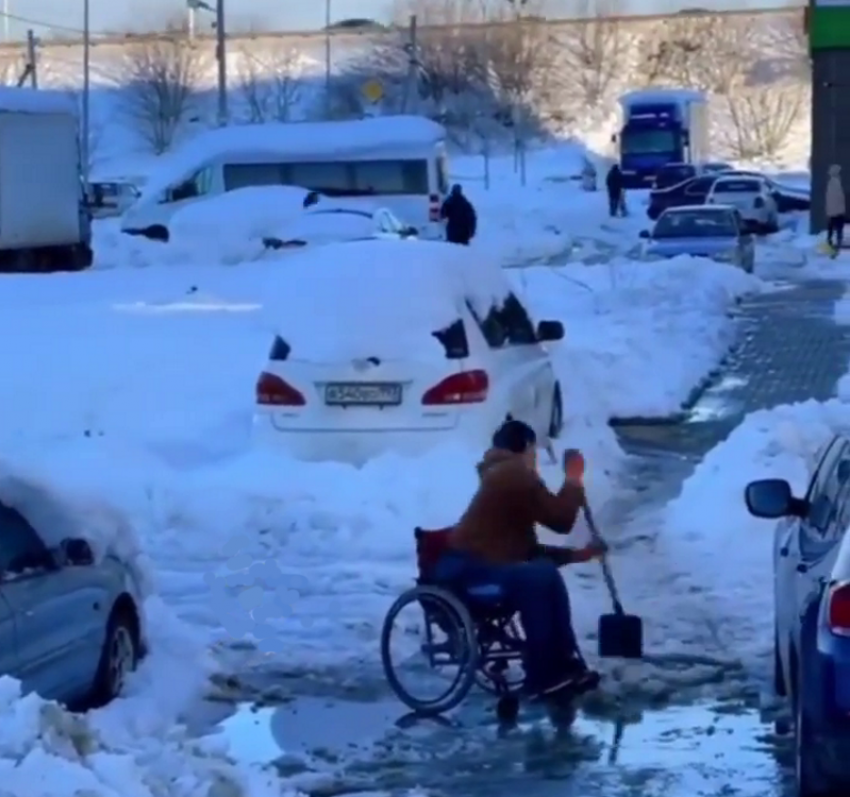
[6,0,801,41]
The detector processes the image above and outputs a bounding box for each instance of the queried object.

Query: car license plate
[324,382,403,406]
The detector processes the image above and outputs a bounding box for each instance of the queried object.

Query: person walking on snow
[605,164,627,218]
[826,164,846,257]
[440,184,477,245]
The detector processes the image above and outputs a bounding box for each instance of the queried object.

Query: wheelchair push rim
[381,585,479,715]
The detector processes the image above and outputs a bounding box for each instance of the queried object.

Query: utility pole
[324,0,331,118]
[402,15,417,113]
[82,0,91,182]
[215,0,227,125]
[25,29,37,88]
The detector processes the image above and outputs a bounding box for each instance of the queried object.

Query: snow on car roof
[268,239,509,361]
[141,115,446,201]
[619,88,706,108]
[662,204,735,213]
[0,86,77,114]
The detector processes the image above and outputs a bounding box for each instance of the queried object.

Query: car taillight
[422,370,489,405]
[429,193,440,222]
[828,582,850,635]
[255,371,305,406]
[754,197,765,208]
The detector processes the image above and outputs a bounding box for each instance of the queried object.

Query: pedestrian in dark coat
[440,184,477,245]
[605,164,627,217]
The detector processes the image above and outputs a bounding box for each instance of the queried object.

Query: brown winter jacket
[447,449,584,565]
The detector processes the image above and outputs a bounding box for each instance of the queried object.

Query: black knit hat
[492,417,536,454]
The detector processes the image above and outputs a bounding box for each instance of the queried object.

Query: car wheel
[548,383,564,440]
[774,629,787,697]
[89,602,140,707]
[795,656,842,796]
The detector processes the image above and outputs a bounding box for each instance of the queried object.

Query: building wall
[810,50,850,233]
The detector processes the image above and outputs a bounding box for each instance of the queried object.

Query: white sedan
[252,238,565,463]
[706,175,779,233]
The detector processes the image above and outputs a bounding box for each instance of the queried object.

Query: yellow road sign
[362,79,383,103]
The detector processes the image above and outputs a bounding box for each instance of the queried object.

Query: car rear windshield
[653,210,737,238]
[655,166,696,189]
[714,179,760,193]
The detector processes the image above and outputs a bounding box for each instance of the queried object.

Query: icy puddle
[208,695,790,797]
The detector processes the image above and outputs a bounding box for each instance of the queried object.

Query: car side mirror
[536,320,564,342]
[60,537,94,566]
[744,479,801,519]
[639,230,650,239]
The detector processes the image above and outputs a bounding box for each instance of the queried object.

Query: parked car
[706,175,779,233]
[647,174,718,220]
[723,169,811,213]
[639,205,754,271]
[263,206,417,250]
[651,162,699,191]
[0,495,144,707]
[702,161,734,174]
[252,238,565,463]
[87,179,142,219]
[745,434,850,797]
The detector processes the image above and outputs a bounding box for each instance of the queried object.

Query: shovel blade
[598,612,643,659]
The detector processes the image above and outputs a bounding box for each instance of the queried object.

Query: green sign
[810,0,850,49]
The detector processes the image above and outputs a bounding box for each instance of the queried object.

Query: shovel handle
[580,499,624,611]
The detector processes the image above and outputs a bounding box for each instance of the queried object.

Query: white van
[121,116,451,241]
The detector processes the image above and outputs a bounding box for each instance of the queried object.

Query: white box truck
[0,87,92,272]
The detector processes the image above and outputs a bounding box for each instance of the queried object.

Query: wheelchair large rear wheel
[381,585,479,715]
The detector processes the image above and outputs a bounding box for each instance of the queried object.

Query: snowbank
[517,256,760,419]
[0,676,295,797]
[662,399,850,677]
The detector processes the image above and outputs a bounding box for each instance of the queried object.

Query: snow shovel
[564,449,644,660]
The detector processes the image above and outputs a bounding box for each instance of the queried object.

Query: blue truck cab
[614,89,709,189]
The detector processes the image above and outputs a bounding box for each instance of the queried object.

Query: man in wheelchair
[433,419,604,703]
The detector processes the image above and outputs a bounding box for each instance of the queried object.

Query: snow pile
[518,256,760,419]
[455,144,644,266]
[662,399,850,676]
[0,676,294,797]
[269,238,507,360]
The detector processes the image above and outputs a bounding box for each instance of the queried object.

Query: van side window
[501,294,537,345]
[287,162,351,195]
[169,167,214,202]
[466,299,506,349]
[223,163,285,191]
[352,160,429,195]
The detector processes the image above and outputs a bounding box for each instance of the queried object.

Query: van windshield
[223,159,430,196]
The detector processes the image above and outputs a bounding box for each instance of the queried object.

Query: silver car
[0,497,144,707]
[640,205,755,272]
[706,175,779,233]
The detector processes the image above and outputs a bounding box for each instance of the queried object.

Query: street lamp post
[325,0,331,118]
[82,0,90,182]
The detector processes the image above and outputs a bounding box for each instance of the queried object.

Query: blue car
[640,205,755,272]
[746,436,850,797]
[0,497,145,708]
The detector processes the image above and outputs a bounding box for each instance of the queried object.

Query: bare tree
[723,79,807,159]
[556,0,627,108]
[0,52,24,86]
[761,7,810,80]
[237,46,304,122]
[121,34,202,154]
[370,0,490,116]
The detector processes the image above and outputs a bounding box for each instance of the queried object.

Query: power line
[0,10,101,37]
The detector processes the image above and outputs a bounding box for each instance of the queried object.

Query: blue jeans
[433,551,582,693]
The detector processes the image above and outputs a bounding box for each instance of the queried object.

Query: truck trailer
[0,87,92,272]
[615,89,709,189]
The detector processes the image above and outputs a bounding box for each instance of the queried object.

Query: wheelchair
[379,527,527,722]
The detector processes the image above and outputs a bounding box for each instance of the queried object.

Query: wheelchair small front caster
[496,695,520,724]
